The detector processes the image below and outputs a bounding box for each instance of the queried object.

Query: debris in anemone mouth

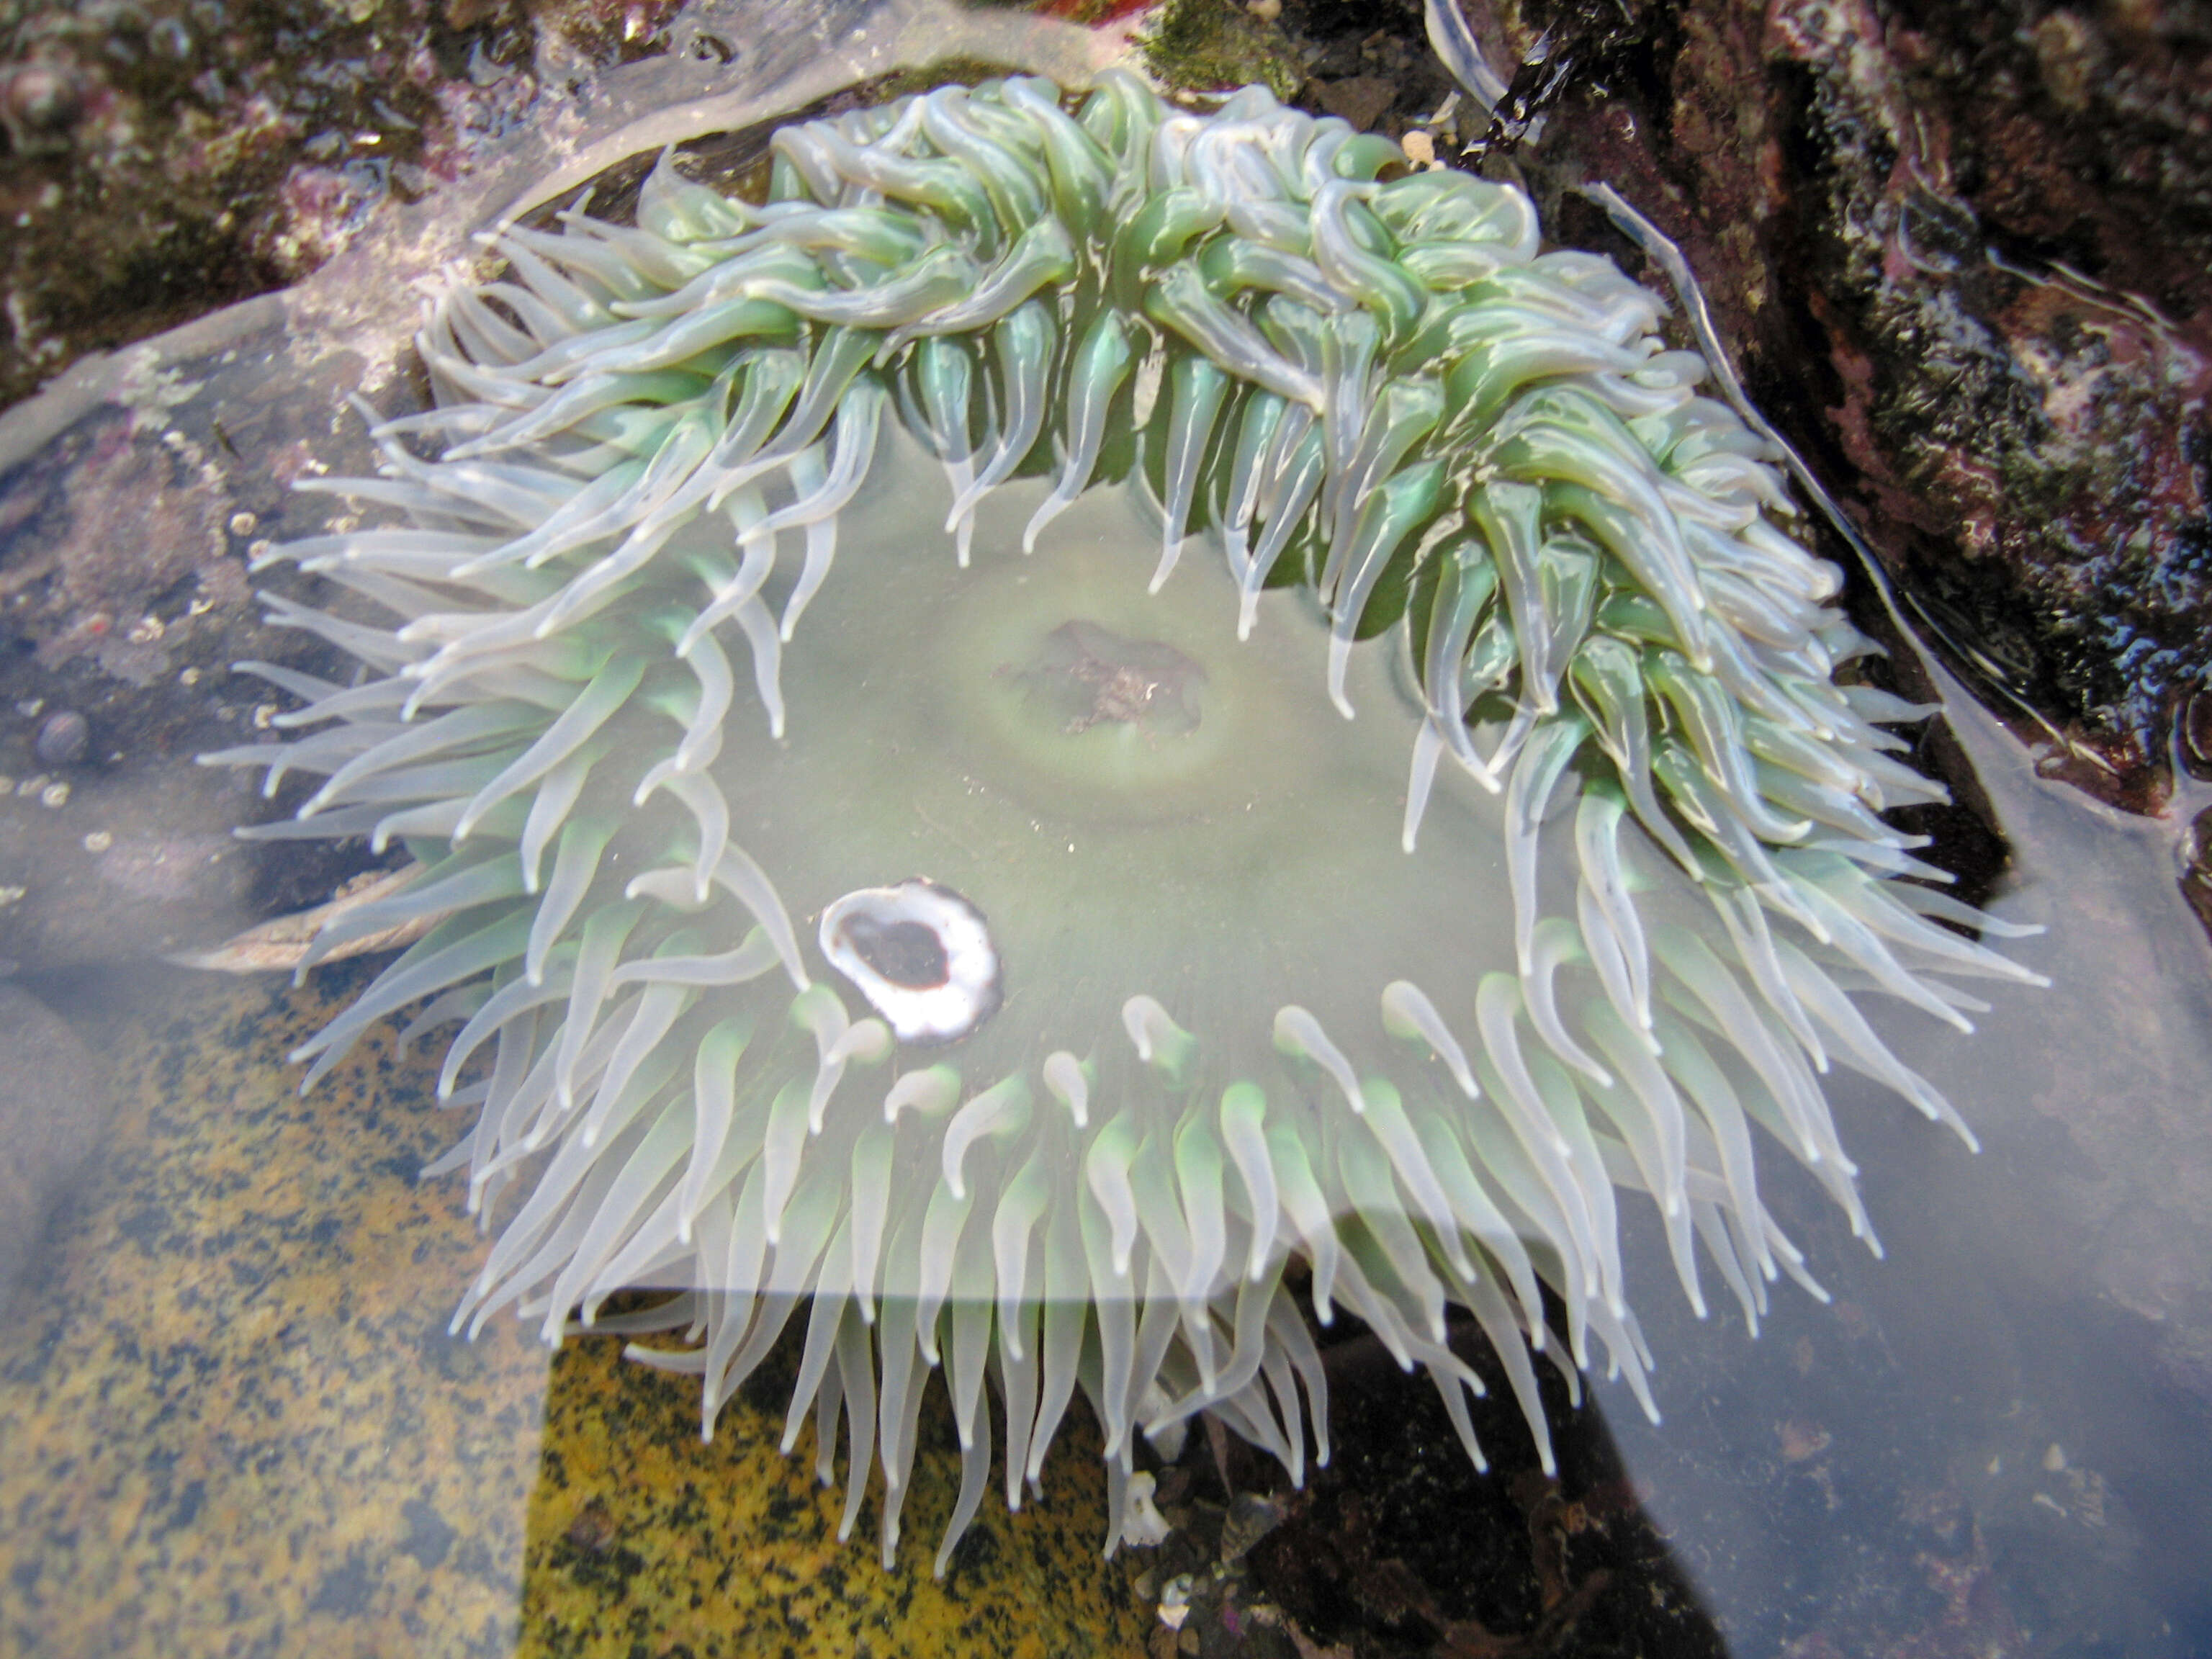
[200,69,2049,1575]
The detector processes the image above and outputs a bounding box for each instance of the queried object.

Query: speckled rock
[1439,0,2212,801]
[517,1335,1152,1658]
[0,968,549,1658]
[0,966,1156,1658]
[0,980,107,1308]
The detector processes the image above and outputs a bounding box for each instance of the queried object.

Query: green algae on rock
[206,71,2046,1573]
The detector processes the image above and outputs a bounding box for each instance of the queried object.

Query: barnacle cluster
[208,71,2042,1571]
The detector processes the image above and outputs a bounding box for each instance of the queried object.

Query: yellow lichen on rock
[0,968,1154,1656]
[519,1336,1154,1658]
[0,969,547,1657]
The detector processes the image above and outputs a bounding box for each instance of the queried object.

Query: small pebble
[179,666,202,687]
[82,830,112,853]
[1247,0,1280,17]
[17,775,48,798]
[1156,1574,1193,1629]
[1,62,85,148]
[33,709,89,766]
[40,781,70,809]
[0,886,24,909]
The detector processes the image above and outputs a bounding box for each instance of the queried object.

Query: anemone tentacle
[207,71,2044,1573]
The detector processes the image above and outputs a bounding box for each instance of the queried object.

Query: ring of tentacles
[210,71,2044,1573]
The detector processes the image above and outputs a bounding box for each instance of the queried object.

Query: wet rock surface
[0,346,423,969]
[0,981,107,1313]
[0,968,551,1657]
[0,519,389,971]
[1417,0,2212,804]
[0,967,1155,1658]
[1122,1323,1727,1659]
[518,1325,1152,1658]
[0,736,370,971]
[0,0,686,409]
[1140,0,1458,145]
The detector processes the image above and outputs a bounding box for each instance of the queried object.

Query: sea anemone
[206,71,2044,1573]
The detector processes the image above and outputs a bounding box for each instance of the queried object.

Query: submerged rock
[0,969,1153,1655]
[0,982,106,1313]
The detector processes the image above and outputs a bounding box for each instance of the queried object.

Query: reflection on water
[1138,670,2212,1657]
[1,2,2210,1655]
[0,966,1155,1655]
[6,752,2206,1659]
[1601,672,2212,1657]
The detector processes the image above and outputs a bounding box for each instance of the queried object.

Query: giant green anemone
[207,72,2045,1572]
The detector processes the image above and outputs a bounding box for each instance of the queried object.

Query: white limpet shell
[819,878,1003,1044]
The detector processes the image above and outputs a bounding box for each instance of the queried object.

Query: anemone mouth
[738,438,1480,1023]
[912,478,1342,826]
[1003,621,1208,739]
[205,69,2046,1575]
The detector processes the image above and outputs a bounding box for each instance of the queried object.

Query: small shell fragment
[171,863,429,973]
[819,878,1001,1044]
[1125,1471,1175,1550]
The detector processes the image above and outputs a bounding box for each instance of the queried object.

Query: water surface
[0,4,2208,1653]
